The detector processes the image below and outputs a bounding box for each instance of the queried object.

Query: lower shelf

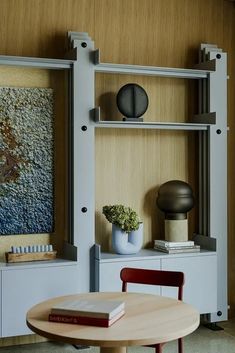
[94,246,216,263]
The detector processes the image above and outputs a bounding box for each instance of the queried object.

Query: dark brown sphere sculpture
[156,180,194,220]
[116,83,148,121]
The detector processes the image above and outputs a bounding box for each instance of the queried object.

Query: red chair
[120,267,185,353]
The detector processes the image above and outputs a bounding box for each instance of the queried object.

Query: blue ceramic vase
[112,223,143,255]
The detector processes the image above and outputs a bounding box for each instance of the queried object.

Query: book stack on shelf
[48,299,125,327]
[154,240,200,254]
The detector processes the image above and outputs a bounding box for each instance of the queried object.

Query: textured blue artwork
[0,87,54,235]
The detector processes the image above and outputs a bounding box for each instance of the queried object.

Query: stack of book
[48,298,125,327]
[154,240,200,254]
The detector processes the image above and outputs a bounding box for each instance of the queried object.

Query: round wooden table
[26,292,200,353]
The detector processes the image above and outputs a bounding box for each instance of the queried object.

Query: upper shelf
[0,55,74,70]
[0,50,216,77]
[94,49,216,79]
[95,63,213,79]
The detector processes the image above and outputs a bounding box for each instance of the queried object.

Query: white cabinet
[97,258,161,294]
[0,270,1,337]
[161,255,217,313]
[0,261,79,337]
[94,248,217,315]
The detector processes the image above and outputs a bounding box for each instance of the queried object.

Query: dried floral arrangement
[102,204,141,233]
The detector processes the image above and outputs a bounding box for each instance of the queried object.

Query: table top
[26,292,200,348]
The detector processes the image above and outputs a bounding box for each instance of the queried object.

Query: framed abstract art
[0,87,54,235]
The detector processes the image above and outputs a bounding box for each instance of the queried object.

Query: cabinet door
[161,254,217,314]
[2,265,79,337]
[0,270,2,337]
[97,259,161,294]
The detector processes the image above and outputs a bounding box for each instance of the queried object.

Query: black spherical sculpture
[116,83,148,121]
[157,180,194,220]
[156,180,195,242]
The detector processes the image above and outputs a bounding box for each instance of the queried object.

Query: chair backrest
[120,267,185,300]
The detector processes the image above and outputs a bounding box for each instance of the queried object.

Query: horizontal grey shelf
[0,258,78,271]
[96,248,216,263]
[0,55,74,70]
[95,120,210,131]
[93,108,213,131]
[95,62,213,79]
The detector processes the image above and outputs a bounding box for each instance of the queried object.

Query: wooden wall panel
[0,0,234,345]
[0,0,95,58]
[95,128,192,250]
[94,0,224,67]
[96,74,191,123]
[95,73,195,249]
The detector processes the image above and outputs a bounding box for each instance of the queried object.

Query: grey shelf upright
[0,46,81,337]
[69,32,228,323]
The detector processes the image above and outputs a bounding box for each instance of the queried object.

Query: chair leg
[155,344,163,353]
[178,338,183,353]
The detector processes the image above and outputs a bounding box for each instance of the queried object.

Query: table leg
[100,347,127,353]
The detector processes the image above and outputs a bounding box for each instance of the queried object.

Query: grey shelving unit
[68,32,228,323]
[0,31,228,338]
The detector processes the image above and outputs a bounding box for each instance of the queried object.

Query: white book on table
[51,299,125,319]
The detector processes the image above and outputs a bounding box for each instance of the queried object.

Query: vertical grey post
[198,45,210,238]
[200,45,228,322]
[68,32,95,292]
[202,46,228,322]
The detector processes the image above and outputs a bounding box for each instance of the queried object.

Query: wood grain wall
[0,0,234,346]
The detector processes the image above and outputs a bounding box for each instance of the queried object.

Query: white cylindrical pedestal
[165,219,188,242]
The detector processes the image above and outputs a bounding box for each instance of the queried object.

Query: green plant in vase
[102,204,141,233]
[102,204,143,255]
